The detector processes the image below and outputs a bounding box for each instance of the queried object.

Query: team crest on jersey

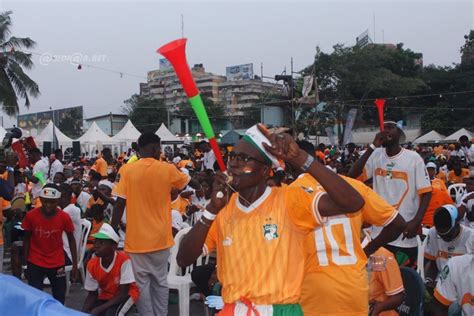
[263,224,278,240]
[300,186,314,194]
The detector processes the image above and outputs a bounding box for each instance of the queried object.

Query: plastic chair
[415,227,430,281]
[65,219,91,296]
[397,267,425,316]
[167,227,209,316]
[447,183,466,203]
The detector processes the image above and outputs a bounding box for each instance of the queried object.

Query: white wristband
[369,143,377,151]
[203,210,216,221]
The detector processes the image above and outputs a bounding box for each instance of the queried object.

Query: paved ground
[3,248,207,315]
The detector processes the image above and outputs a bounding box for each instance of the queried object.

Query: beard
[382,138,396,148]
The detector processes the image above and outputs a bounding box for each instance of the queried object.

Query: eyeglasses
[229,153,267,165]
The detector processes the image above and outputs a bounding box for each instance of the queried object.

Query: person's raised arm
[348,132,387,179]
[259,125,364,214]
[177,173,227,267]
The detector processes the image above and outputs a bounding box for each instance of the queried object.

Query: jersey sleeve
[434,263,457,306]
[203,220,218,255]
[63,212,75,233]
[379,251,404,296]
[424,228,437,261]
[168,165,191,190]
[113,167,128,199]
[354,179,398,227]
[414,157,432,195]
[21,212,32,231]
[286,186,325,233]
[120,259,136,284]
[84,262,99,292]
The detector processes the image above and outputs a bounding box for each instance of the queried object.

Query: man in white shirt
[48,149,64,182]
[424,204,473,289]
[349,121,432,267]
[26,148,49,199]
[197,141,216,171]
[59,184,82,264]
[457,177,474,228]
[432,237,473,316]
[459,135,474,172]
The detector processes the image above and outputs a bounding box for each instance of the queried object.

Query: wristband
[203,210,216,221]
[6,166,14,172]
[369,143,377,151]
[301,155,314,172]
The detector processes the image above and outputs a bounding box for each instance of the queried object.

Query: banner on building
[342,108,357,147]
[302,76,314,97]
[226,63,254,81]
[356,29,372,48]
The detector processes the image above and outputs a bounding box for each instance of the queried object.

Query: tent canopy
[155,124,182,143]
[444,128,473,142]
[413,130,445,144]
[112,120,141,143]
[35,121,74,147]
[78,121,117,145]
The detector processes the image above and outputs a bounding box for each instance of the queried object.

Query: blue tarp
[0,274,88,316]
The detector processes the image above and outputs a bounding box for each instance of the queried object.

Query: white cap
[98,180,114,190]
[92,223,120,243]
[426,162,437,169]
[172,156,182,164]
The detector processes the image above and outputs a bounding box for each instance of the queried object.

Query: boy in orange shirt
[83,223,139,315]
[369,247,405,316]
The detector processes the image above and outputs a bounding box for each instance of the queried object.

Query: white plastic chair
[416,227,430,281]
[66,218,91,296]
[167,227,209,316]
[447,183,466,203]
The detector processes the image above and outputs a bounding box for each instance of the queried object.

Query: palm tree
[0,11,39,116]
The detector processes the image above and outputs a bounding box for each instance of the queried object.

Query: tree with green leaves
[173,97,227,132]
[0,11,39,115]
[122,94,168,133]
[299,43,428,142]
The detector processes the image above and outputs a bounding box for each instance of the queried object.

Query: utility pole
[50,107,57,150]
[109,112,113,136]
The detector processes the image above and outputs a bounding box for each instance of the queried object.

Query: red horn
[157,38,198,98]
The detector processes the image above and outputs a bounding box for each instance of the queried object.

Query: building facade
[140,64,284,133]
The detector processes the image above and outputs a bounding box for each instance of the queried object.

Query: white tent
[78,121,118,154]
[155,123,182,143]
[444,128,473,142]
[113,120,141,144]
[35,121,74,148]
[0,126,6,141]
[413,130,445,144]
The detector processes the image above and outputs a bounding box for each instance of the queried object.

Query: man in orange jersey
[111,132,201,315]
[422,162,454,228]
[178,124,365,316]
[294,140,406,316]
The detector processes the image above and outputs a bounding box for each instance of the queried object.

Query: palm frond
[8,51,35,70]
[0,11,13,44]
[6,60,40,98]
[0,36,36,50]
[0,67,19,115]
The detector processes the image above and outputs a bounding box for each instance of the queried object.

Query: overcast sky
[0,0,472,128]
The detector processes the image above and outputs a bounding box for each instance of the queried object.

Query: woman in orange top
[447,160,470,184]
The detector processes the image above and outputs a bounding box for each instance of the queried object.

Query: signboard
[356,29,372,48]
[18,106,83,138]
[159,58,173,72]
[226,63,254,81]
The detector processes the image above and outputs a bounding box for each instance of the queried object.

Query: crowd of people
[0,121,472,316]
